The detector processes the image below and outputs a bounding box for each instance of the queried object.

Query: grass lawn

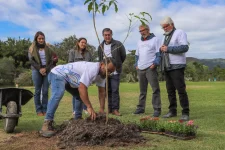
[1,81,225,149]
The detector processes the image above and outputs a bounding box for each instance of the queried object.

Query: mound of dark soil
[56,114,146,149]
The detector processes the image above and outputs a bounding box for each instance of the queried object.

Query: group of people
[28,16,190,138]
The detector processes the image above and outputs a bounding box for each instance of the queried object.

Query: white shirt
[103,43,118,75]
[39,50,46,65]
[136,37,161,70]
[103,43,112,58]
[161,29,188,64]
[51,61,105,88]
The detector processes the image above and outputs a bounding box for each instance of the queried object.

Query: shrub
[14,69,33,86]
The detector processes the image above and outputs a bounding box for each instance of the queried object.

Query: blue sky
[0,0,225,59]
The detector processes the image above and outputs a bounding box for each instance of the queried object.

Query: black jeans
[165,68,189,115]
[108,74,120,111]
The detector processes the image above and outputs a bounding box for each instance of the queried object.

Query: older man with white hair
[160,16,190,121]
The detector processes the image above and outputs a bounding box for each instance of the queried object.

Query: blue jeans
[65,84,83,119]
[45,72,66,120]
[32,70,49,113]
[72,96,83,119]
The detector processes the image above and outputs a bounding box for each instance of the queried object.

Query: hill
[187,57,225,70]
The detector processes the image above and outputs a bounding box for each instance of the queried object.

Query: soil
[57,114,146,149]
[0,114,146,150]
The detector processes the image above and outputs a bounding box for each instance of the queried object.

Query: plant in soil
[139,116,198,137]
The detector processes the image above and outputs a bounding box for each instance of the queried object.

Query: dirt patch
[0,115,146,150]
[0,131,57,150]
[57,114,146,149]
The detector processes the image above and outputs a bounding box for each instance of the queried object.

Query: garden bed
[139,116,198,140]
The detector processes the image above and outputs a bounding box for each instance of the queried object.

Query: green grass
[1,81,225,150]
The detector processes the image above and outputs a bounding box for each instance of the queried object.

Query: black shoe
[163,112,177,118]
[180,115,189,121]
[133,109,145,115]
[152,111,161,117]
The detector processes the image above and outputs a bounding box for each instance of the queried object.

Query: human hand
[150,64,155,69]
[87,107,96,120]
[160,45,168,52]
[99,108,105,114]
[39,68,46,76]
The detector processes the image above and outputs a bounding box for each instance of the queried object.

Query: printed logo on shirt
[55,64,81,88]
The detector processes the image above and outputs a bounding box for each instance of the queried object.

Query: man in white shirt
[40,58,116,138]
[160,16,190,121]
[133,24,161,117]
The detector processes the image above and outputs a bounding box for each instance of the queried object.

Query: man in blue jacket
[133,24,161,117]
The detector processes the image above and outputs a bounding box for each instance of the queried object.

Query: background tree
[121,50,138,82]
[0,57,15,85]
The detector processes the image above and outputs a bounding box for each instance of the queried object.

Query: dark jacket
[28,42,54,73]
[98,39,126,73]
[68,48,92,62]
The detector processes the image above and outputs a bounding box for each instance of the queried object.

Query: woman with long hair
[28,31,54,116]
[68,37,92,119]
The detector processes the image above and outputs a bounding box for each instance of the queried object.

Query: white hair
[160,16,174,26]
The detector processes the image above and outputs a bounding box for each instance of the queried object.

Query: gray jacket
[98,39,126,73]
[68,49,92,63]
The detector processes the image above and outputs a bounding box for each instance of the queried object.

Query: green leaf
[102,5,106,15]
[106,5,109,10]
[134,15,140,19]
[88,2,93,12]
[114,2,118,12]
[143,12,152,20]
[99,2,104,7]
[109,1,113,7]
[84,0,91,5]
[140,20,145,25]
[141,18,149,23]
[95,2,98,12]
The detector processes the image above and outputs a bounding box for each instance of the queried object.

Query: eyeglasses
[139,29,147,32]
[162,24,170,29]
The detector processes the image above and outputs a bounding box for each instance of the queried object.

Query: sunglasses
[139,29,147,32]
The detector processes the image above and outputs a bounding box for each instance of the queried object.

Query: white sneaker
[72,111,75,117]
[83,110,88,115]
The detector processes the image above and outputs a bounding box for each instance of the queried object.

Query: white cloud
[0,0,225,58]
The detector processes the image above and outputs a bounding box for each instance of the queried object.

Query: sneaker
[180,115,189,121]
[133,109,145,115]
[83,109,89,115]
[72,111,75,117]
[40,120,55,138]
[162,112,177,118]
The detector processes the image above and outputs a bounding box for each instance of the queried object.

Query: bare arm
[78,82,96,120]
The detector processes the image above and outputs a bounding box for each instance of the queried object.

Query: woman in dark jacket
[28,31,54,116]
[68,37,92,119]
